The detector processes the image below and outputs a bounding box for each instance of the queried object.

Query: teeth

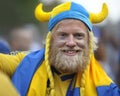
[66,50,75,53]
[68,51,74,54]
[63,50,79,53]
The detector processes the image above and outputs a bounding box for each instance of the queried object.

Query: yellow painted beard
[49,46,90,73]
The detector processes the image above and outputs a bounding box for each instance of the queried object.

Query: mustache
[59,46,82,51]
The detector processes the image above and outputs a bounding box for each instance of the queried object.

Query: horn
[35,3,51,22]
[90,3,108,23]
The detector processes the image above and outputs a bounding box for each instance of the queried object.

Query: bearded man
[0,1,120,96]
[49,19,90,73]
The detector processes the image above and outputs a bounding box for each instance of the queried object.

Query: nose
[66,35,76,47]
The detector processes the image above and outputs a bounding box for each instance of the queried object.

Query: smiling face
[49,19,90,73]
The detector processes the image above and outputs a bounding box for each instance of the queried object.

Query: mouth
[61,50,80,56]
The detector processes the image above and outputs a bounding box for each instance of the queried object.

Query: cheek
[77,40,88,49]
[54,38,66,48]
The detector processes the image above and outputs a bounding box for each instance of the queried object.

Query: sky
[62,0,120,23]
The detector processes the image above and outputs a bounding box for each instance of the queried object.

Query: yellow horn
[35,3,51,22]
[90,3,108,23]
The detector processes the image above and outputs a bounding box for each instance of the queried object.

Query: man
[8,25,34,51]
[0,1,119,96]
[8,24,42,52]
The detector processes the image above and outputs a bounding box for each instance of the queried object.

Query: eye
[74,33,84,39]
[59,32,67,38]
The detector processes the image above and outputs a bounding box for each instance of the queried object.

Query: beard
[49,43,90,73]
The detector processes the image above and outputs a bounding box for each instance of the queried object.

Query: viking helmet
[35,2,108,31]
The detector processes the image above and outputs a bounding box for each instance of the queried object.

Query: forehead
[52,19,88,32]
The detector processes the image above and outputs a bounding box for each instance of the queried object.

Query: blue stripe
[52,67,75,81]
[66,76,80,96]
[97,83,120,96]
[73,88,80,96]
[52,67,61,75]
[66,86,80,96]
[71,2,89,18]
[12,48,45,96]
[66,79,73,96]
[61,73,75,81]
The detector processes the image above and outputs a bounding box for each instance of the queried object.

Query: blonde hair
[44,32,55,96]
[80,31,97,95]
[88,31,98,51]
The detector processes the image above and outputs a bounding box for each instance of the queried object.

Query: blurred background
[0,0,120,86]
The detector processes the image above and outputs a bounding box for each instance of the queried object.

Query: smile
[62,50,80,56]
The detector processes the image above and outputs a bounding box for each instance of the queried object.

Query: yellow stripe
[51,2,71,18]
[27,61,48,96]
